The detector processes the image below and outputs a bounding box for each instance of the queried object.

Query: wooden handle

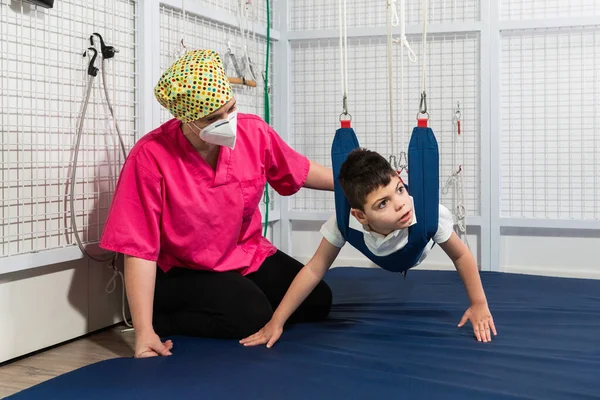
[228,77,257,88]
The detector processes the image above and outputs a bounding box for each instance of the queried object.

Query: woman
[100,49,334,358]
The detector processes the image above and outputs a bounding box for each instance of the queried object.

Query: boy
[240,148,496,348]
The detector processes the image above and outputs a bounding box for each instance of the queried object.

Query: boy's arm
[439,232,497,342]
[272,238,340,324]
[439,232,487,305]
[240,238,341,348]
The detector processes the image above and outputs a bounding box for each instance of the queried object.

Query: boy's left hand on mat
[458,303,497,343]
[239,320,283,348]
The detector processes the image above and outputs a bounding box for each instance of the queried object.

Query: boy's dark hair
[338,148,397,210]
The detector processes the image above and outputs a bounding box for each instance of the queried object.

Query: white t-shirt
[320,197,454,268]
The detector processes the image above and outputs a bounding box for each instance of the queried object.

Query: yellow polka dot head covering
[154,49,233,123]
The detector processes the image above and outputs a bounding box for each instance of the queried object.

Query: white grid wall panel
[501,0,600,21]
[290,33,480,215]
[290,0,480,31]
[176,0,273,27]
[158,4,276,213]
[500,27,600,220]
[1,0,137,258]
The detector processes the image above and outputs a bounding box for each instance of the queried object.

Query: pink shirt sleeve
[265,125,310,196]
[99,156,162,261]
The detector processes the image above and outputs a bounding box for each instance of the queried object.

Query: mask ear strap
[188,121,200,133]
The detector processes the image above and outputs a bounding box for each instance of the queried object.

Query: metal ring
[339,112,352,122]
[416,111,430,120]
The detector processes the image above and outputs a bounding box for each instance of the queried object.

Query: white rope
[397,0,404,161]
[105,264,132,328]
[246,0,259,81]
[181,0,185,41]
[339,0,349,112]
[234,0,259,81]
[386,0,416,171]
[174,0,187,60]
[400,39,404,159]
[249,0,259,80]
[243,1,253,79]
[396,0,415,168]
[397,0,416,62]
[386,0,396,159]
[420,0,428,95]
[442,103,470,249]
[456,106,470,249]
[237,0,249,76]
[74,48,132,329]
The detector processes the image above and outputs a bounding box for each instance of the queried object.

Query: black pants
[153,250,332,339]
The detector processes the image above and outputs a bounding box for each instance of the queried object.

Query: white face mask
[191,111,238,149]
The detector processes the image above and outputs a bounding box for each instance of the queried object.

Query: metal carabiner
[388,155,398,170]
[454,101,461,121]
[419,91,427,114]
[225,42,244,78]
[397,151,408,171]
[339,95,352,121]
[417,91,429,120]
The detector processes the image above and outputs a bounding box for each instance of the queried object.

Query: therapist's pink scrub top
[99,114,309,275]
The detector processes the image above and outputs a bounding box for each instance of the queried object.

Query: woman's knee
[226,299,273,338]
[290,280,332,323]
[153,299,273,339]
[312,280,333,319]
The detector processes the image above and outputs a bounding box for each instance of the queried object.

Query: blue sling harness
[332,107,439,273]
[332,0,439,273]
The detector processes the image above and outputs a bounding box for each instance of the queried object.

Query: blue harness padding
[332,125,439,273]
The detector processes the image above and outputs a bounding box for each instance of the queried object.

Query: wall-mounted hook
[83,47,99,77]
[90,33,118,59]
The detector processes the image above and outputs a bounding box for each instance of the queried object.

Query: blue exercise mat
[8,268,600,399]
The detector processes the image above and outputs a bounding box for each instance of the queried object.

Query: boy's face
[350,176,413,236]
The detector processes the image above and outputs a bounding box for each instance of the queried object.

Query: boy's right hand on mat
[239,320,283,348]
[458,302,497,343]
[135,330,173,358]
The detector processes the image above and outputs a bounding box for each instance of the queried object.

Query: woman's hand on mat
[458,302,497,343]
[135,330,174,358]
[239,320,284,348]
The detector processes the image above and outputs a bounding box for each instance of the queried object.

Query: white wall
[499,231,600,279]
[0,259,125,362]
[0,0,139,363]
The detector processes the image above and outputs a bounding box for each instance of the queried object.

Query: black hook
[90,33,117,59]
[83,47,99,77]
